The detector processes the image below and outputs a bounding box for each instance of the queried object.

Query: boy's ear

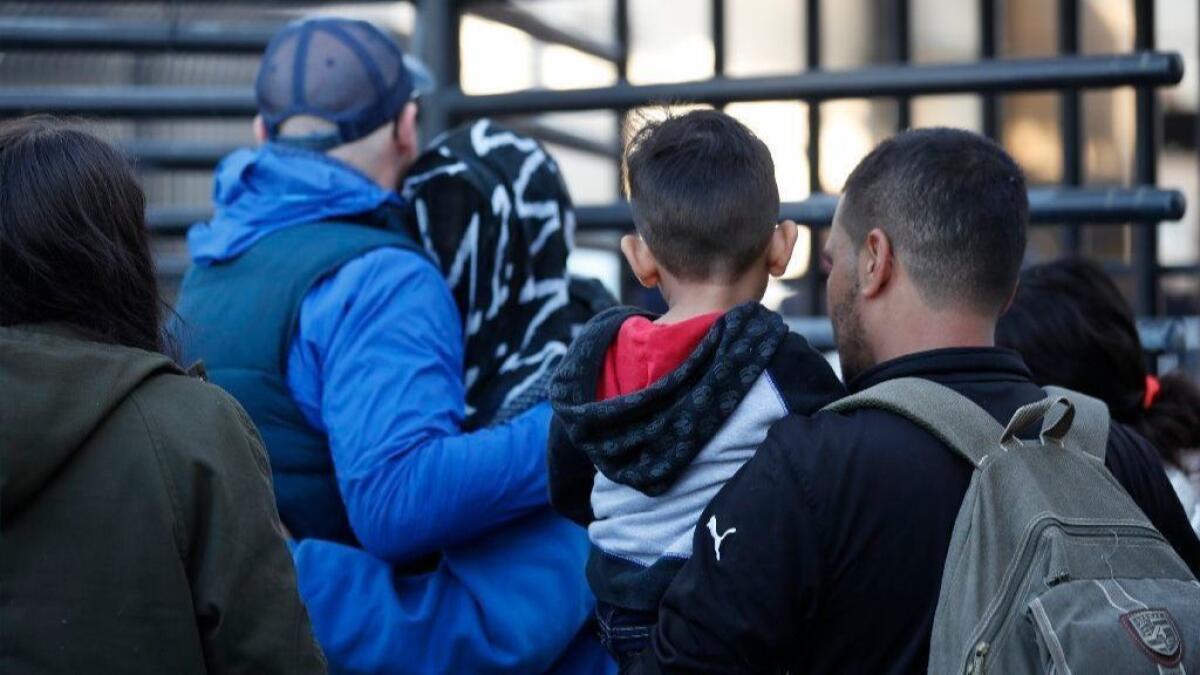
[620,234,661,289]
[767,219,800,278]
[252,115,268,144]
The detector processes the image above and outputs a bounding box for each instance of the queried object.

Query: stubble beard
[831,276,872,384]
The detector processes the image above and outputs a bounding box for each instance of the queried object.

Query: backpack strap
[823,377,1005,468]
[1042,386,1111,462]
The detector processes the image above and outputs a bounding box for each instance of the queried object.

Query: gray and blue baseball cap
[255,17,433,149]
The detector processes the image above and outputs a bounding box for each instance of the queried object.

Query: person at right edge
[547,110,845,670]
[997,257,1200,533]
[629,127,1200,674]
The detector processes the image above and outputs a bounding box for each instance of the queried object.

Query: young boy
[547,110,846,664]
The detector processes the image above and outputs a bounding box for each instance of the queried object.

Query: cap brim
[403,54,436,96]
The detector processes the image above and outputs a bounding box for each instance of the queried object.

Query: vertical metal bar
[414,0,459,139]
[615,0,630,191]
[615,0,630,139]
[615,0,629,82]
[896,0,911,130]
[712,0,725,78]
[1059,0,1082,255]
[1134,0,1159,315]
[806,0,823,315]
[979,0,998,138]
[614,0,639,304]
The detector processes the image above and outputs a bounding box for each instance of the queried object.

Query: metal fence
[0,0,1190,317]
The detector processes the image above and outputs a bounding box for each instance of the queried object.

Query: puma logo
[706,515,737,562]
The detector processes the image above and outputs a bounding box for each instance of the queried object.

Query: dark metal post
[414,0,460,140]
[712,0,725,79]
[1134,0,1159,315]
[806,0,823,315]
[614,0,639,303]
[1059,0,1083,254]
[615,0,630,179]
[980,0,999,137]
[896,0,911,130]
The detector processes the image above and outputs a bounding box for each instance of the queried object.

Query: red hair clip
[1143,374,1161,410]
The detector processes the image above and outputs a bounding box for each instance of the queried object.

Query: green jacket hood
[0,324,181,515]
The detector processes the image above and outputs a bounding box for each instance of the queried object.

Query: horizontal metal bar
[0,16,280,53]
[441,51,1184,117]
[1027,186,1185,223]
[1,51,1181,120]
[572,188,1184,231]
[119,122,615,170]
[787,316,1194,353]
[0,86,255,118]
[1159,263,1200,275]
[120,141,243,170]
[146,187,1186,235]
[501,120,620,158]
[148,205,214,233]
[466,3,621,63]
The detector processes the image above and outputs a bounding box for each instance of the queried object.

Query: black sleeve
[1105,423,1200,577]
[630,418,823,674]
[768,332,847,415]
[547,413,597,526]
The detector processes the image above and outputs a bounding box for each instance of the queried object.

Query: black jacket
[634,348,1200,674]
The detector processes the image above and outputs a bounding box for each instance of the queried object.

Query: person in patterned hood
[547,110,846,668]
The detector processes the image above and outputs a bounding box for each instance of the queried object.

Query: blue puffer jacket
[188,144,611,674]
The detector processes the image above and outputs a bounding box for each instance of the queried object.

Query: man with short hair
[631,127,1200,673]
[175,17,603,673]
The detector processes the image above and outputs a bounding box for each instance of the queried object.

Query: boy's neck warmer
[549,301,788,496]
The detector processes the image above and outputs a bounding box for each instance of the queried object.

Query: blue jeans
[595,601,658,668]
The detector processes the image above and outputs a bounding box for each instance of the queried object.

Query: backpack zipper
[959,517,1165,673]
[964,641,988,675]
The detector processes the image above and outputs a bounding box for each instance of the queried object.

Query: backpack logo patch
[1120,609,1182,667]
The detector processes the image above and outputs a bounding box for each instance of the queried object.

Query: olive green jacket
[0,324,325,674]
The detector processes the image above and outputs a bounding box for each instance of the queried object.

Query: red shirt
[597,312,722,400]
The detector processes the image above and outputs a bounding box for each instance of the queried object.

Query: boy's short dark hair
[838,127,1028,314]
[624,109,780,281]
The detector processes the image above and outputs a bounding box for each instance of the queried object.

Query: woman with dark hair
[997,257,1200,532]
[0,116,325,673]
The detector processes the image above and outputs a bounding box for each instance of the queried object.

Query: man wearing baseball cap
[175,17,604,674]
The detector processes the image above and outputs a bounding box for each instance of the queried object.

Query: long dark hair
[0,116,169,355]
[997,258,1200,467]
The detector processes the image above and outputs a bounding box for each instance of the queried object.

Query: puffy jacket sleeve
[161,380,326,674]
[291,510,602,675]
[288,247,551,563]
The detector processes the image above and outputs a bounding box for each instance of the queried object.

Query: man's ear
[620,234,661,289]
[999,281,1019,316]
[252,115,268,144]
[767,219,800,277]
[394,102,420,157]
[860,228,894,299]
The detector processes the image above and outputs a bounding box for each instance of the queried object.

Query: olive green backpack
[826,378,1200,674]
